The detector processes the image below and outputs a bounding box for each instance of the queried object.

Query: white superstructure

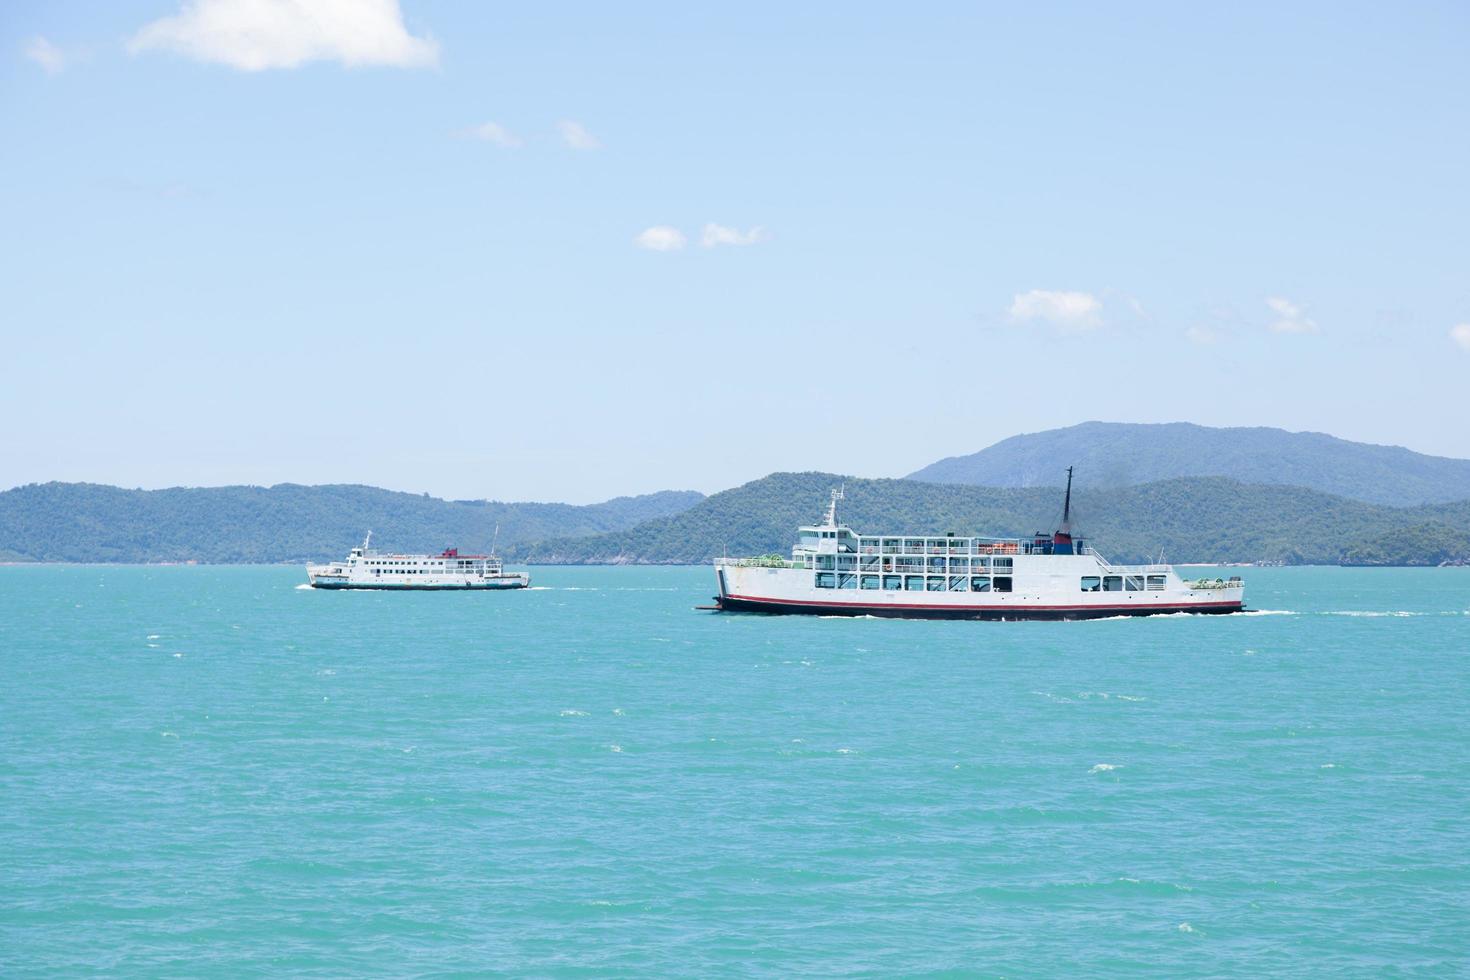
[306,532,530,591]
[711,476,1243,620]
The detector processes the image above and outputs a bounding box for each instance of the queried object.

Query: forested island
[0,483,703,564]
[6,424,1470,567]
[504,472,1470,567]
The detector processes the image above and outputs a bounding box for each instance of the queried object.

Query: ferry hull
[713,594,1244,620]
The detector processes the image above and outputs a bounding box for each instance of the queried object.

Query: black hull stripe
[715,595,1243,620]
[309,583,527,591]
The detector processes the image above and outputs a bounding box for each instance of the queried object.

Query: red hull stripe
[723,593,1243,613]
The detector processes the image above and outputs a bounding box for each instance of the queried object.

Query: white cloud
[129,0,439,71]
[1266,296,1319,334]
[634,226,686,251]
[1451,323,1470,352]
[701,223,768,248]
[1186,325,1218,345]
[457,121,522,148]
[557,120,601,150]
[26,36,66,74]
[1007,289,1103,331]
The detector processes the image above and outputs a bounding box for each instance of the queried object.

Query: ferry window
[993,557,1013,571]
[971,576,991,592]
[993,576,1013,593]
[815,572,836,589]
[816,555,835,570]
[950,558,969,571]
[926,576,945,591]
[1080,576,1101,592]
[838,573,857,589]
[1126,576,1144,591]
[1103,576,1122,591]
[883,575,903,590]
[860,575,880,590]
[927,557,945,571]
[948,576,968,591]
[973,557,990,570]
[904,575,925,591]
[1147,575,1167,591]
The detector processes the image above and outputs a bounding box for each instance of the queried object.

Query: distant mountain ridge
[0,482,704,563]
[906,422,1470,506]
[506,471,1470,567]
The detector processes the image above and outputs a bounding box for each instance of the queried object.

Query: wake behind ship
[709,471,1243,620]
[306,533,530,590]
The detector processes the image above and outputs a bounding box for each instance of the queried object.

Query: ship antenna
[491,522,500,558]
[364,530,372,551]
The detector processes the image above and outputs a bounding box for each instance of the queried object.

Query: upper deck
[716,487,1173,578]
[338,535,505,573]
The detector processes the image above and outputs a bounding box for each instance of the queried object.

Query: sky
[3,1,1468,503]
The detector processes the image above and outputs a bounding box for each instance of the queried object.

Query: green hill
[0,482,704,564]
[906,422,1470,506]
[504,472,1470,567]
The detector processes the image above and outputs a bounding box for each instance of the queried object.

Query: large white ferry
[306,533,530,591]
[710,471,1243,620]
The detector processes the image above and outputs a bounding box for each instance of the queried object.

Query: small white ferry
[306,533,530,591]
[710,471,1243,620]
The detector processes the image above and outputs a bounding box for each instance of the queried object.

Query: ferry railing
[1082,545,1175,576]
[840,541,1033,558]
[716,556,807,569]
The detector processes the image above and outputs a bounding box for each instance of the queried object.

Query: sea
[2,564,1467,977]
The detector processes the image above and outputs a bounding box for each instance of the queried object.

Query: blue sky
[3,2,1468,502]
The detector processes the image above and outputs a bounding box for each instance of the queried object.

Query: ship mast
[1061,466,1073,534]
[824,486,844,527]
[1050,467,1076,554]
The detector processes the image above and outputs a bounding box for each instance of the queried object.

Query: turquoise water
[2,565,1468,976]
